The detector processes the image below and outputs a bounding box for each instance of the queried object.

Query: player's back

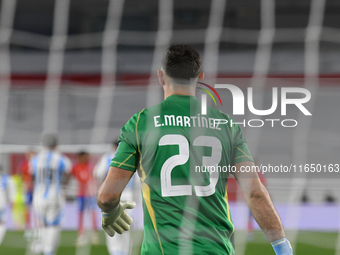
[30,149,71,200]
[114,95,253,254]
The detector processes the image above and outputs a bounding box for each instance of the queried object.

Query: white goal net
[1,0,340,253]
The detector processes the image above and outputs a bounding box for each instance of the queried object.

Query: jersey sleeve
[231,123,254,165]
[110,112,142,172]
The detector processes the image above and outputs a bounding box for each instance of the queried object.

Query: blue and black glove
[271,238,293,255]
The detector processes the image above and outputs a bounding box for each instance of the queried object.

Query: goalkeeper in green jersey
[97,45,293,255]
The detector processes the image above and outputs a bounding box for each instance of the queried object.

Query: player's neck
[163,83,196,99]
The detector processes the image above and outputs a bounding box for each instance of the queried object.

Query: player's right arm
[234,161,284,241]
[229,120,292,254]
[234,161,292,255]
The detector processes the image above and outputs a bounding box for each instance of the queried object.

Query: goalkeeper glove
[271,238,293,255]
[101,201,136,237]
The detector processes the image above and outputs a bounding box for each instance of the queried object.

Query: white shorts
[33,193,65,226]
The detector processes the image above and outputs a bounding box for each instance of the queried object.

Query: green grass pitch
[0,231,337,254]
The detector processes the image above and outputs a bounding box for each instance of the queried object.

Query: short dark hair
[42,133,58,149]
[162,44,202,83]
[78,151,88,156]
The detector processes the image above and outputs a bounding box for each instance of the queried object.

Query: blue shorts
[78,196,96,212]
[26,192,33,206]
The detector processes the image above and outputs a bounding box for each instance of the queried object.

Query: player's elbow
[97,190,120,210]
[250,190,264,200]
[249,184,268,201]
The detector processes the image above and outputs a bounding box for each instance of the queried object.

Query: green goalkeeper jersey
[111,95,253,255]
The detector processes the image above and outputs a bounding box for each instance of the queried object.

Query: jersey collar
[165,94,197,101]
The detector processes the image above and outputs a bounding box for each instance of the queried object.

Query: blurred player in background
[97,45,293,255]
[71,151,98,245]
[17,148,36,236]
[11,172,26,229]
[30,134,71,255]
[94,140,135,255]
[0,165,11,245]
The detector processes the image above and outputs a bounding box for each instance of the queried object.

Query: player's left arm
[228,121,292,254]
[61,156,72,186]
[234,161,292,255]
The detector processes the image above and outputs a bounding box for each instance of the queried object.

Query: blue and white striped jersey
[30,149,71,199]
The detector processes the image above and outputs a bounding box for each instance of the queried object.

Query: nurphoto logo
[198,83,312,128]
